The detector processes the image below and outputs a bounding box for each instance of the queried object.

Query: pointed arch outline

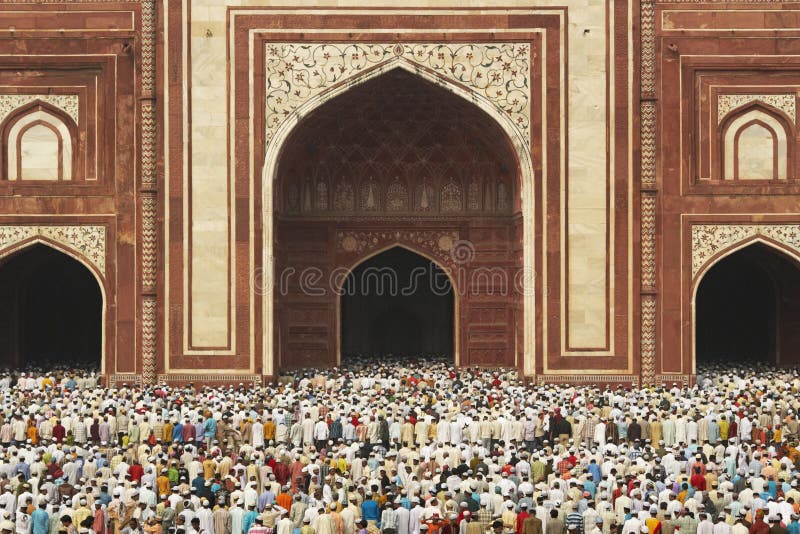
[0,237,108,375]
[262,58,535,376]
[333,242,459,368]
[690,235,800,374]
[1,99,80,181]
[733,119,778,179]
[719,101,793,181]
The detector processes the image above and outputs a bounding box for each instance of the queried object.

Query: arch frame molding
[261,43,536,377]
[688,223,800,375]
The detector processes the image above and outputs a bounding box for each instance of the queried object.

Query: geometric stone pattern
[108,374,143,387]
[536,375,639,386]
[718,94,796,124]
[691,224,800,278]
[141,195,157,289]
[140,0,156,94]
[655,374,691,387]
[141,103,156,184]
[265,42,531,145]
[639,0,658,384]
[640,102,656,186]
[0,94,79,125]
[139,0,158,384]
[0,225,105,274]
[641,194,657,288]
[141,295,157,385]
[640,0,656,96]
[157,374,263,386]
[640,294,656,385]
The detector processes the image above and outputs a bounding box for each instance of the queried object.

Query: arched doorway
[695,242,800,367]
[339,246,455,364]
[0,243,103,370]
[273,68,521,370]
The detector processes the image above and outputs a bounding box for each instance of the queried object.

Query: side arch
[262,58,535,376]
[334,242,460,367]
[0,238,108,375]
[691,236,800,372]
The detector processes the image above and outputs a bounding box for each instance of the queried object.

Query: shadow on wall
[696,242,800,366]
[0,244,101,369]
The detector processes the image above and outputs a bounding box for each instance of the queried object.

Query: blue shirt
[14,461,30,480]
[172,423,184,442]
[362,499,380,522]
[203,418,217,438]
[258,491,275,511]
[767,481,777,499]
[588,463,602,483]
[31,508,49,534]
[707,421,720,443]
[193,476,206,493]
[243,510,259,534]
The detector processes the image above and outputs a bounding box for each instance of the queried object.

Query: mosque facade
[0,0,798,386]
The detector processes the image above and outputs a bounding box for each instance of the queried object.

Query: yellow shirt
[156,475,171,496]
[163,422,174,443]
[718,420,730,441]
[203,459,217,479]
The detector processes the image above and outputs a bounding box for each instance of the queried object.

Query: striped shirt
[566,512,584,534]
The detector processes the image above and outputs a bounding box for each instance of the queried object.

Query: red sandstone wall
[654,2,800,380]
[0,2,140,378]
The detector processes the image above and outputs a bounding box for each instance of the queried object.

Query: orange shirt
[276,493,292,512]
[27,424,38,445]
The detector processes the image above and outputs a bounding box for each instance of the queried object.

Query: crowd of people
[0,359,799,534]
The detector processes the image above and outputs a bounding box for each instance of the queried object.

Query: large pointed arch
[262,59,535,376]
[0,238,107,374]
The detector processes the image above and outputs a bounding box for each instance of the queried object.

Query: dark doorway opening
[340,246,454,364]
[0,244,102,370]
[696,243,800,367]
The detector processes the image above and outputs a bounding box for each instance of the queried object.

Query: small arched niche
[2,101,77,181]
[722,105,791,181]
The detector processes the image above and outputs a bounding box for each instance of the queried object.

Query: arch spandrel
[263,43,532,149]
[0,225,106,277]
[691,224,800,282]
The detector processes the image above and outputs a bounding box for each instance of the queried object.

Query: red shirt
[128,464,144,483]
[689,474,706,491]
[516,511,530,534]
[749,520,770,534]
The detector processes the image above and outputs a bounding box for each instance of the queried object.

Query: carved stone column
[640,0,658,386]
[140,0,158,385]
